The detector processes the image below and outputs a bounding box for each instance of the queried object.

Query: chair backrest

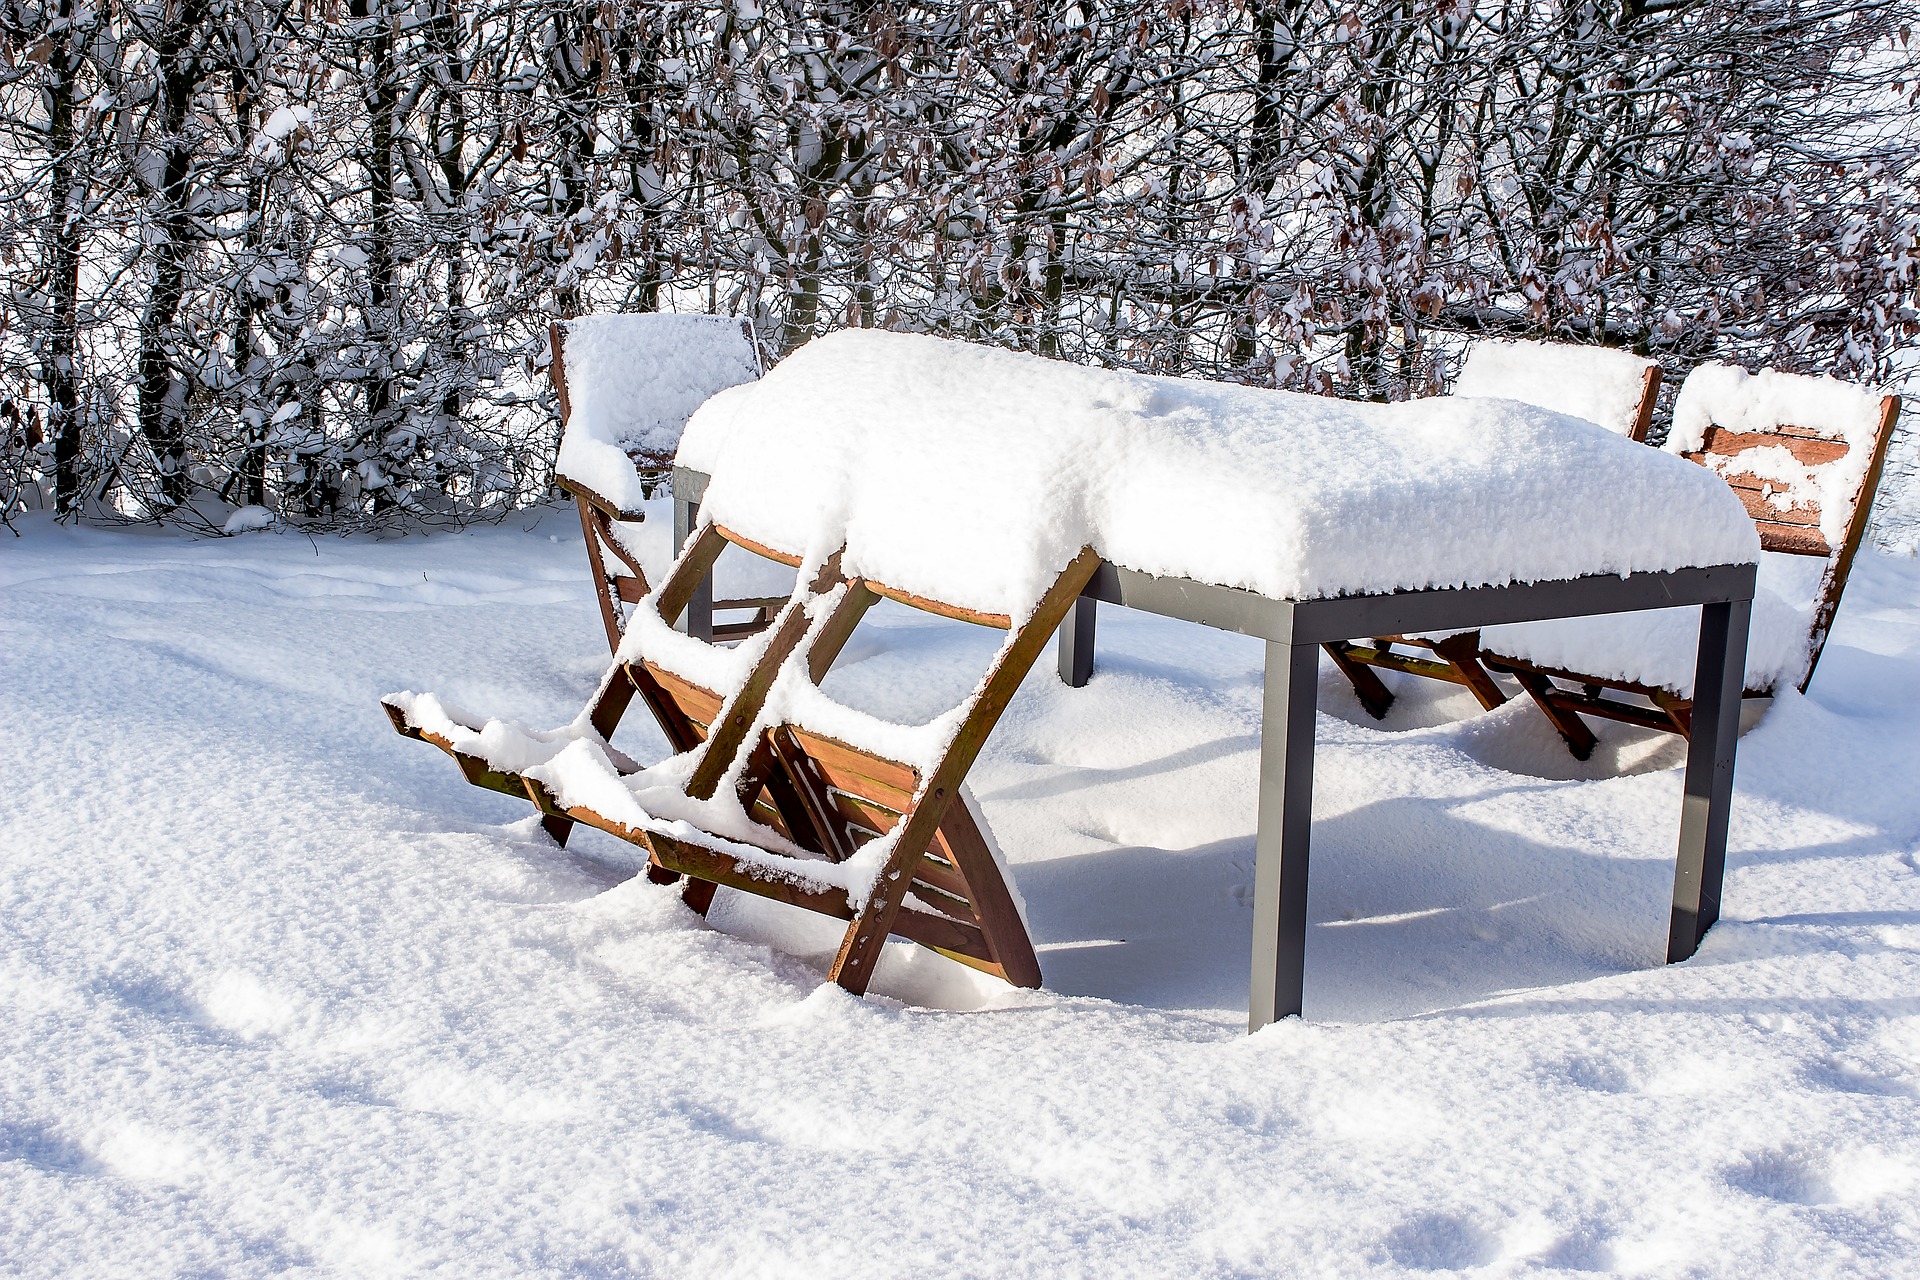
[550,314,760,516]
[1452,337,1662,440]
[1667,361,1901,688]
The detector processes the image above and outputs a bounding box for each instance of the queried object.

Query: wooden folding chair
[388,517,1099,992]
[548,319,779,653]
[1480,365,1901,757]
[1325,337,1665,718]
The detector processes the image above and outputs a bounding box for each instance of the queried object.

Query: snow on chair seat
[386,508,1089,992]
[1321,337,1666,720]
[546,314,766,652]
[1479,362,1900,755]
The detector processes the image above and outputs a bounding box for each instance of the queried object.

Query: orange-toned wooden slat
[613,575,648,603]
[1717,478,1821,526]
[642,662,724,728]
[714,524,804,568]
[825,787,903,837]
[1754,520,1832,557]
[860,579,1013,629]
[624,660,705,752]
[762,724,857,861]
[1628,364,1662,443]
[1689,426,1849,467]
[686,553,850,801]
[909,847,972,901]
[907,881,977,922]
[785,727,922,810]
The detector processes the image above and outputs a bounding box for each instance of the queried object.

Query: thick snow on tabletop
[679,330,1755,619]
[1450,338,1656,437]
[554,313,760,512]
[1667,361,1890,554]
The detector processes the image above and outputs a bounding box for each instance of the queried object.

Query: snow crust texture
[1450,338,1657,437]
[6,511,1920,1276]
[554,313,760,512]
[680,330,1757,618]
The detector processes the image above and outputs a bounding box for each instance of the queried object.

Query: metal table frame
[673,467,1754,1032]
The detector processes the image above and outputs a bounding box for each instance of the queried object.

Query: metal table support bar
[1250,640,1319,1031]
[1669,597,1751,962]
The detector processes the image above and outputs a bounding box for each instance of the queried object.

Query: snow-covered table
[666,330,1759,1029]
[672,464,1755,1029]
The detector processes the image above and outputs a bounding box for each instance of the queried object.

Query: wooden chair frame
[390,517,1098,992]
[548,320,778,654]
[1484,388,1901,758]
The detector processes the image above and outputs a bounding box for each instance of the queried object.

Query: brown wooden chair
[1478,363,1901,757]
[387,517,1099,992]
[547,318,777,653]
[1325,337,1665,719]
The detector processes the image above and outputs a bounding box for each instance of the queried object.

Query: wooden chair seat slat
[643,663,724,729]
[783,727,923,810]
[1690,426,1850,466]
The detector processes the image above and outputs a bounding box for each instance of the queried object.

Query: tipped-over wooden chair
[1479,363,1901,757]
[1326,337,1665,718]
[547,317,778,652]
[387,518,1100,992]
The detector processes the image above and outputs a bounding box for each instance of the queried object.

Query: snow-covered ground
[4,504,1919,1277]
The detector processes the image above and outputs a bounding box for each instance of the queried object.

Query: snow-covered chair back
[1666,362,1900,686]
[547,313,764,652]
[550,313,760,516]
[1452,338,1662,440]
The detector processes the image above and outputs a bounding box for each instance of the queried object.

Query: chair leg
[1504,665,1598,760]
[682,877,719,916]
[1323,641,1394,719]
[1431,632,1509,710]
[1650,690,1693,736]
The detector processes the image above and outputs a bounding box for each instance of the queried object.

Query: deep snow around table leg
[1250,639,1321,1031]
[1668,596,1751,963]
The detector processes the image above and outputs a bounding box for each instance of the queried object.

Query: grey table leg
[1249,639,1321,1031]
[1668,596,1751,962]
[673,493,714,641]
[1058,596,1097,686]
